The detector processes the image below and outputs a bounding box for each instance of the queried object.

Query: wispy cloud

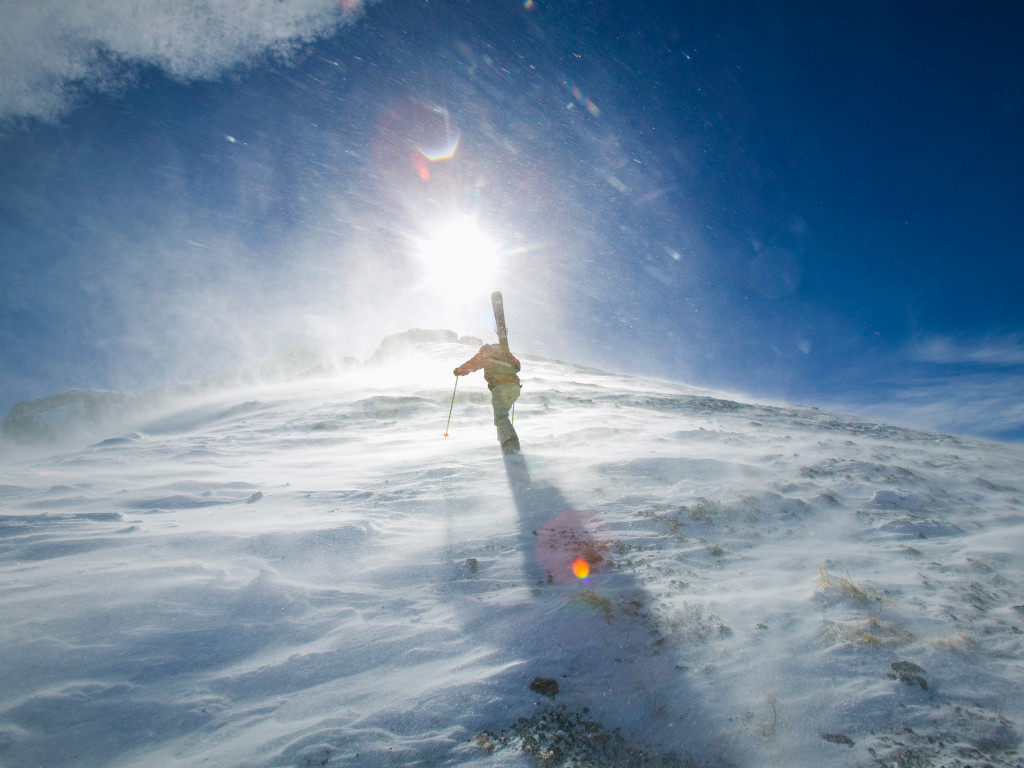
[0,0,366,125]
[911,333,1024,366]
[869,374,1024,441]
[823,336,1024,441]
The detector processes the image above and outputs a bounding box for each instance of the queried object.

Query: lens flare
[535,509,608,584]
[416,131,460,162]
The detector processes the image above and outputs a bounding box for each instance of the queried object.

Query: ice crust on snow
[0,332,1022,767]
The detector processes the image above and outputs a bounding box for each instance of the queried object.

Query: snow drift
[1,331,1022,768]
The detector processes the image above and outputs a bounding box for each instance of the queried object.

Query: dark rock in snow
[529,677,560,697]
[889,661,929,691]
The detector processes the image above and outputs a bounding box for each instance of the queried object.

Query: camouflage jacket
[455,344,521,389]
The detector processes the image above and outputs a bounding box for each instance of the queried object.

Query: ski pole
[443,375,459,437]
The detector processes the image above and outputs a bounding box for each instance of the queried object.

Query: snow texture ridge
[0,333,1022,768]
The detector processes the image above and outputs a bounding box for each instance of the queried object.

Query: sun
[413,215,500,296]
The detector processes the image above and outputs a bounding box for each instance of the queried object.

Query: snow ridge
[0,333,1022,768]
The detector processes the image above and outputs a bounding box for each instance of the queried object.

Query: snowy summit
[1,331,1022,768]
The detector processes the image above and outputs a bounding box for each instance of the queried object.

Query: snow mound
[0,389,149,447]
[0,330,482,451]
[369,328,484,363]
[1,333,1023,768]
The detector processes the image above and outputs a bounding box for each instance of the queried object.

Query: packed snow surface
[1,333,1022,767]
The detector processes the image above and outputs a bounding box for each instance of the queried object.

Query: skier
[453,343,522,454]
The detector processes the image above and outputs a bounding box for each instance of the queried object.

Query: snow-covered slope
[1,332,1022,767]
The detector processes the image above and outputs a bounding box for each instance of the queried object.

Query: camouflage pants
[491,382,521,449]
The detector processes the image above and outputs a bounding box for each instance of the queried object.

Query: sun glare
[414,216,500,295]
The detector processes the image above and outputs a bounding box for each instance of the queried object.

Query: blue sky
[1,0,1023,441]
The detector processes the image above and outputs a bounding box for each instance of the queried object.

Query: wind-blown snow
[1,332,1022,767]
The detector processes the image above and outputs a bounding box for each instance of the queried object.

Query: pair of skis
[491,290,509,347]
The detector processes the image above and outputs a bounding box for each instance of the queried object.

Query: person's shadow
[496,452,724,764]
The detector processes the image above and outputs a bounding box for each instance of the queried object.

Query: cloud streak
[0,0,364,125]
[821,337,1024,441]
[912,333,1024,367]
[875,375,1024,441]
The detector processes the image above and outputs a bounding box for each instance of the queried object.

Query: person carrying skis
[454,343,522,454]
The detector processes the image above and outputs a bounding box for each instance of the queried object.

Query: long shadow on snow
[499,453,725,766]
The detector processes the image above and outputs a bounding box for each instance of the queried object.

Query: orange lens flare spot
[413,152,430,180]
[571,558,590,579]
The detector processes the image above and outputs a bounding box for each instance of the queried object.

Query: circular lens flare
[571,558,590,579]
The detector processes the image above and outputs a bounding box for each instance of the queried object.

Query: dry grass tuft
[934,630,977,654]
[815,563,870,602]
[823,615,913,647]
